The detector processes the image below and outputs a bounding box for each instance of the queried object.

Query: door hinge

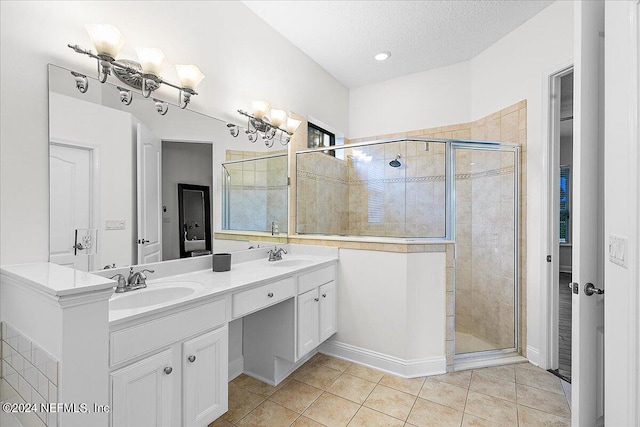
[546,255,552,262]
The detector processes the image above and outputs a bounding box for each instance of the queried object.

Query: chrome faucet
[111,267,155,293]
[267,246,287,261]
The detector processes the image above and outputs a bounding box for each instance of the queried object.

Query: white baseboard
[228,356,244,381]
[526,345,541,367]
[319,340,446,378]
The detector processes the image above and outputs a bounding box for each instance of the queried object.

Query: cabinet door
[111,349,175,427]
[319,281,337,342]
[183,326,228,427]
[297,289,319,358]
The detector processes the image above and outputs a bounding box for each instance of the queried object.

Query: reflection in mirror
[178,184,212,258]
[222,153,288,233]
[48,64,287,271]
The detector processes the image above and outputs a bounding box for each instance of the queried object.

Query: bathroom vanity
[0,245,338,427]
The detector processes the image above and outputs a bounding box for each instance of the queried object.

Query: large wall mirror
[48,64,288,271]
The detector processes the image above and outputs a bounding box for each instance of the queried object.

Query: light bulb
[136,47,168,76]
[270,109,287,128]
[251,100,271,119]
[286,117,302,134]
[175,64,205,90]
[85,24,125,59]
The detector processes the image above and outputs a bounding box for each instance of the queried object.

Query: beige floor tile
[291,416,326,427]
[472,364,516,383]
[406,397,464,427]
[518,405,571,427]
[316,354,352,372]
[232,373,284,397]
[461,413,506,427]
[303,392,360,427]
[515,366,564,395]
[464,391,518,425]
[208,416,235,427]
[363,384,416,421]
[327,374,376,404]
[419,378,468,411]
[269,379,323,414]
[344,363,384,383]
[347,406,404,427]
[514,362,541,371]
[294,363,342,390]
[469,370,516,402]
[236,400,299,427]
[516,384,571,419]
[431,370,472,389]
[378,374,425,395]
[223,384,266,423]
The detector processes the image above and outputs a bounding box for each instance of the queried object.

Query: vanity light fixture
[68,24,205,115]
[227,100,302,147]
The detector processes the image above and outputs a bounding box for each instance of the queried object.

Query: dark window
[559,166,571,244]
[308,122,335,156]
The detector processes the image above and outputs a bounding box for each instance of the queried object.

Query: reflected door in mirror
[178,184,212,258]
[137,124,163,264]
[50,144,93,271]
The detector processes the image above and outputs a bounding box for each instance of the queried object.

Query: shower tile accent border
[1,321,59,427]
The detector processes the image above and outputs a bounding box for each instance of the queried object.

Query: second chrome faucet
[111,267,155,293]
[267,246,287,262]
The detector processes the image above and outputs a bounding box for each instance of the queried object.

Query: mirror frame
[178,183,212,258]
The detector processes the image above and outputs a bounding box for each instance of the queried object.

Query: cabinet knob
[267,292,274,298]
[188,355,196,363]
[164,366,173,375]
[322,294,327,298]
[314,298,319,302]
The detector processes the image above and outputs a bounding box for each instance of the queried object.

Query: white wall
[49,92,134,268]
[604,1,639,425]
[348,1,574,363]
[0,1,349,265]
[333,249,446,374]
[162,142,213,260]
[349,61,471,139]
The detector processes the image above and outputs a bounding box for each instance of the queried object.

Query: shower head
[389,154,402,168]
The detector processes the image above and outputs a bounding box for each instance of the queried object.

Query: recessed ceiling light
[374,51,391,61]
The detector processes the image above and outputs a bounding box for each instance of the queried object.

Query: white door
[183,327,228,427]
[319,281,337,342]
[572,1,605,425]
[137,124,162,264]
[49,144,92,271]
[297,289,319,358]
[111,349,175,427]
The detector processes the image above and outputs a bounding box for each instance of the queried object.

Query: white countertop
[0,262,115,297]
[108,255,338,325]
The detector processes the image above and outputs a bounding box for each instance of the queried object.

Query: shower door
[452,143,519,358]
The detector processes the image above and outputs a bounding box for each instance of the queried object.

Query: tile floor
[210,353,572,427]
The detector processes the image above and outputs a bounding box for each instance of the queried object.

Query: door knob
[584,283,604,296]
[164,366,173,375]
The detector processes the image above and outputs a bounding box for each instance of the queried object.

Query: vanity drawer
[110,298,226,367]
[232,277,295,318]
[298,265,336,295]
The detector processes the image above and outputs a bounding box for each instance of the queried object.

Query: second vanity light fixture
[227,100,302,147]
[68,24,205,115]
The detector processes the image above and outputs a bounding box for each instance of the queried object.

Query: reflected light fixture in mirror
[68,24,205,114]
[227,100,302,148]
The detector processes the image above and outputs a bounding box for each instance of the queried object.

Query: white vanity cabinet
[297,265,338,359]
[182,327,228,427]
[111,349,176,427]
[109,299,228,427]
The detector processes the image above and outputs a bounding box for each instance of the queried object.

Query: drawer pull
[164,366,173,375]
[187,355,196,363]
[267,292,274,298]
[322,294,327,298]
[314,297,319,302]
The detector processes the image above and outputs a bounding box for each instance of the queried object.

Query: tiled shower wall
[296,142,446,238]
[1,321,59,427]
[224,150,288,232]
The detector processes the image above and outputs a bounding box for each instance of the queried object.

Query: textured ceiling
[242,0,554,88]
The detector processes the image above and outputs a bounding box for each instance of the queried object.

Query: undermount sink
[110,281,203,311]
[269,258,315,268]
